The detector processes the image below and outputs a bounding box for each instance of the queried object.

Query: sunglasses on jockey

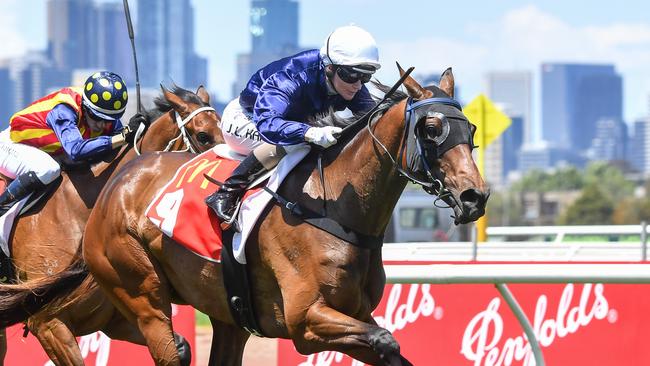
[335,65,376,84]
[83,105,113,125]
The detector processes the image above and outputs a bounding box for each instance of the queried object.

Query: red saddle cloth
[146,149,240,261]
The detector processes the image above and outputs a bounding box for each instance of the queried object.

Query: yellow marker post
[463,94,512,241]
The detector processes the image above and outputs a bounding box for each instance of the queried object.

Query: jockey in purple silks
[206,25,381,226]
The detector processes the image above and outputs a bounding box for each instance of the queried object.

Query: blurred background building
[232,0,302,97]
[541,63,622,152]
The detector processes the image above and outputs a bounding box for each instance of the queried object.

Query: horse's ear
[396,62,432,100]
[160,84,188,113]
[439,67,455,98]
[196,85,210,104]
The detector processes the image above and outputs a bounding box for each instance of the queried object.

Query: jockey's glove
[124,113,148,144]
[304,126,343,148]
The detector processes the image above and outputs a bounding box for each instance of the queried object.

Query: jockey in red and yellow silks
[0,71,148,216]
[9,87,112,155]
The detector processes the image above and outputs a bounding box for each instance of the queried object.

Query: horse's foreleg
[290,303,410,366]
[207,317,249,366]
[84,233,181,366]
[28,318,85,366]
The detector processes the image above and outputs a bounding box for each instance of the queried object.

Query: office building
[541,63,622,151]
[137,0,208,88]
[232,0,301,96]
[485,71,532,144]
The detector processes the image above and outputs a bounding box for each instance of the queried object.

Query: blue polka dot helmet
[81,71,128,120]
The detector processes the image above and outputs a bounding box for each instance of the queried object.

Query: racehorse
[10,67,488,365]
[0,84,222,365]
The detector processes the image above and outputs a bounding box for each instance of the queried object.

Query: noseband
[165,106,216,154]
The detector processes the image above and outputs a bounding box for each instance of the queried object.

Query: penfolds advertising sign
[279,266,650,365]
[5,304,195,366]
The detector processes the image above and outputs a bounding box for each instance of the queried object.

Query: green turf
[196,311,211,327]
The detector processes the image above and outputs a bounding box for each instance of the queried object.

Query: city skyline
[2,0,650,140]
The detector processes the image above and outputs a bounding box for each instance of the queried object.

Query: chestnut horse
[0,85,222,365]
[13,68,488,365]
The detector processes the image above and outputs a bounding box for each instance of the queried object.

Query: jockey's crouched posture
[206,25,381,225]
[0,71,147,216]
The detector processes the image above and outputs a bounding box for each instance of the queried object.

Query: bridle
[367,96,476,208]
[134,105,216,155]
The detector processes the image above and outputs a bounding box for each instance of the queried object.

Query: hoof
[174,332,192,366]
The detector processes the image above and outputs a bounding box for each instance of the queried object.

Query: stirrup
[220,201,243,232]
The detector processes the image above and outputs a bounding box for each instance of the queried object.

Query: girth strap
[220,228,266,337]
[262,187,384,250]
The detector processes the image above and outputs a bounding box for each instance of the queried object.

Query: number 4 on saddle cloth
[145,144,311,264]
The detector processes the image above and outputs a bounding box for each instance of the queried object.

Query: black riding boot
[0,172,47,216]
[205,154,267,224]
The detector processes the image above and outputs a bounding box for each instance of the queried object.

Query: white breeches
[220,98,264,156]
[0,128,61,184]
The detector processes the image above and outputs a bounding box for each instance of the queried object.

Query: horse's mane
[144,84,208,122]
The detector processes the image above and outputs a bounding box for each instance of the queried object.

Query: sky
[2,0,650,139]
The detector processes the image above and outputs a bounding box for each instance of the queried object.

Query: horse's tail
[0,254,88,327]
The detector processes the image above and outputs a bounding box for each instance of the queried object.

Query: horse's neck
[138,112,181,152]
[89,112,180,177]
[321,102,408,236]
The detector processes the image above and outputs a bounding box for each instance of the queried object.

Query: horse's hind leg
[28,318,85,366]
[207,317,249,366]
[289,303,411,366]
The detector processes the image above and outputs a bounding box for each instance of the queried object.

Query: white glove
[304,126,343,148]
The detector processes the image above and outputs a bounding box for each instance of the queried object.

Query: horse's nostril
[459,188,486,206]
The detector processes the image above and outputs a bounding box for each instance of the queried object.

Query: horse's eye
[197,132,211,145]
[425,125,439,139]
[423,118,442,140]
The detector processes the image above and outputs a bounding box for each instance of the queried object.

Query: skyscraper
[7,53,70,112]
[46,0,95,71]
[94,2,135,84]
[541,63,622,151]
[484,111,523,188]
[250,0,299,55]
[485,71,532,144]
[137,0,208,88]
[589,118,627,162]
[630,118,650,174]
[232,0,301,97]
[0,64,13,129]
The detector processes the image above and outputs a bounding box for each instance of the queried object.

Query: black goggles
[83,106,112,124]
[335,65,375,84]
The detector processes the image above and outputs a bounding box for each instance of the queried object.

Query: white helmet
[320,25,380,70]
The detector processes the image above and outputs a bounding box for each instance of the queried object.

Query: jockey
[0,71,147,215]
[206,25,381,224]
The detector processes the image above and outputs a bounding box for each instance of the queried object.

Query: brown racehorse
[9,68,488,365]
[0,84,222,365]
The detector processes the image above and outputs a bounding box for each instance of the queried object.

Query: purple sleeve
[253,72,311,145]
[46,104,113,161]
[111,118,125,134]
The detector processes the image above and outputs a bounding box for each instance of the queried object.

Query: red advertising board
[278,264,650,365]
[5,304,195,366]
